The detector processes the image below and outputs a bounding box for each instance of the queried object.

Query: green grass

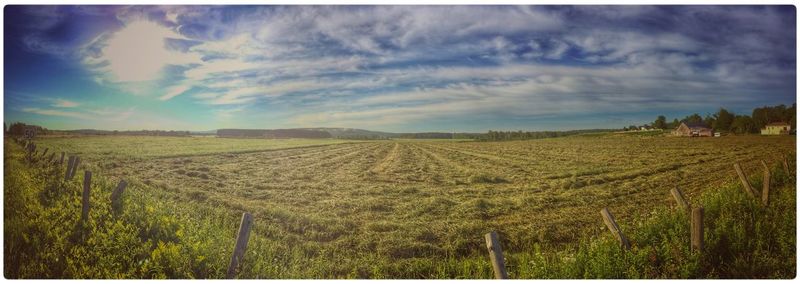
[4,137,795,278]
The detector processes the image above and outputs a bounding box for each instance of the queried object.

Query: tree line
[627,103,796,134]
[5,122,51,136]
[479,129,612,141]
[4,122,193,137]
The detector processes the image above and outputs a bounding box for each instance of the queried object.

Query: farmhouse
[760,122,791,135]
[673,122,712,137]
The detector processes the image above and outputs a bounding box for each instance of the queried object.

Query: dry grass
[18,134,794,278]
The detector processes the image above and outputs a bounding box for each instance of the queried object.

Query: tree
[653,115,667,129]
[731,115,756,134]
[681,113,703,124]
[703,114,716,129]
[752,104,793,129]
[668,119,680,129]
[712,108,734,132]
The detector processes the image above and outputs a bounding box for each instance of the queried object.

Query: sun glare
[102,20,184,82]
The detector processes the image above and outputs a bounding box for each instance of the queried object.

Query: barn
[673,122,713,137]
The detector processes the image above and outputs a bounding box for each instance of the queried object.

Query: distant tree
[731,115,756,134]
[670,118,680,128]
[681,113,703,124]
[752,104,794,130]
[712,108,735,132]
[653,115,667,129]
[703,114,715,129]
[9,122,24,135]
[752,106,769,130]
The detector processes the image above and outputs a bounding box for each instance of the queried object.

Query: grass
[33,135,357,160]
[6,134,796,278]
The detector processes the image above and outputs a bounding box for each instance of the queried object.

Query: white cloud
[42,6,790,130]
[51,99,79,108]
[24,105,137,123]
[182,58,260,81]
[160,84,192,101]
[85,20,202,82]
[22,107,92,120]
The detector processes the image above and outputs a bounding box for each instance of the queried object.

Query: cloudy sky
[4,5,796,132]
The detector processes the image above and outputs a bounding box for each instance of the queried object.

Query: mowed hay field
[7,134,796,278]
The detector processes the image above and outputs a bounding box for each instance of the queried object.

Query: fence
[483,157,793,279]
[15,139,255,279]
[12,138,795,279]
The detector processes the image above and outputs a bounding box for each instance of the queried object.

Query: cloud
[8,6,794,131]
[22,107,92,120]
[83,20,202,82]
[51,99,80,108]
[23,106,136,122]
[160,84,192,101]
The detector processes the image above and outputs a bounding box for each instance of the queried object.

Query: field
[5,134,796,278]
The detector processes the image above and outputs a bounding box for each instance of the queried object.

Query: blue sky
[4,5,796,132]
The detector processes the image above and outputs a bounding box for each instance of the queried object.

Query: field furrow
[27,134,796,278]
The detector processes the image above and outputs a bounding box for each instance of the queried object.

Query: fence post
[110,180,128,203]
[600,207,631,250]
[65,156,75,181]
[70,157,81,179]
[40,147,48,159]
[784,156,790,174]
[734,163,755,198]
[670,187,690,213]
[59,152,65,165]
[81,171,91,223]
[691,207,704,252]
[110,180,128,214]
[761,160,770,206]
[26,143,35,162]
[484,231,508,279]
[226,212,254,279]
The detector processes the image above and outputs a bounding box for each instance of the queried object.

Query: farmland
[5,134,796,278]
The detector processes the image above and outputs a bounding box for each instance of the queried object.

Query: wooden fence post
[110,180,128,203]
[226,212,254,279]
[691,207,704,252]
[761,160,770,206]
[600,207,631,250]
[110,180,128,214]
[670,187,690,213]
[484,231,508,279]
[783,155,791,175]
[65,156,75,181]
[26,143,35,162]
[59,152,65,165]
[81,171,91,223]
[69,157,81,179]
[734,163,755,198]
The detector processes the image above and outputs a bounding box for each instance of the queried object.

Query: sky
[3,5,797,132]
